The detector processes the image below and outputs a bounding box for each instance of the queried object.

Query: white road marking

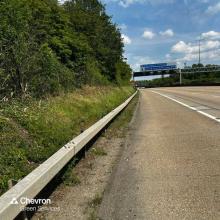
[212,95,220,98]
[151,90,220,123]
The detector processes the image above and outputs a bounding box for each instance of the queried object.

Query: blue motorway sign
[140,63,177,72]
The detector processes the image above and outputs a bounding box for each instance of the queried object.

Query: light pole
[198,34,201,65]
[179,68,182,85]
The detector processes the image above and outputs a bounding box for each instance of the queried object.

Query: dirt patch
[32,95,138,220]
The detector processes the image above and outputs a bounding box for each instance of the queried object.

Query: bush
[115,60,132,85]
[30,44,76,97]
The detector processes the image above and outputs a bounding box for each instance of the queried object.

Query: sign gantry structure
[133,62,178,78]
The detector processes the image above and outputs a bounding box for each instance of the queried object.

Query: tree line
[0,0,132,98]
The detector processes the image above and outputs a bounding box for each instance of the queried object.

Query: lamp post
[179,68,182,85]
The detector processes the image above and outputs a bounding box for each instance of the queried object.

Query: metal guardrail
[0,91,137,220]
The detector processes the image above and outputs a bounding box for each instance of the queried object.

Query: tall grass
[0,86,134,194]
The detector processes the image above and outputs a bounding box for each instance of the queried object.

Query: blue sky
[101,0,220,71]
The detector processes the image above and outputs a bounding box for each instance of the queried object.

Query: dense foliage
[0,0,131,98]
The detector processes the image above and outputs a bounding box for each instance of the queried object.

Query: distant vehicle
[140,62,177,72]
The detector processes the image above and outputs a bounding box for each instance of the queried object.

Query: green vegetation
[103,94,139,138]
[180,71,220,86]
[61,158,81,186]
[62,168,81,186]
[137,76,179,88]
[89,193,103,207]
[91,147,107,156]
[0,0,132,99]
[0,0,135,195]
[88,193,103,220]
[0,86,134,194]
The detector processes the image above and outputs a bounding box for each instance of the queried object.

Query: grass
[62,170,81,186]
[0,86,134,195]
[61,159,81,186]
[103,94,139,139]
[91,147,107,156]
[89,193,103,207]
[88,193,103,220]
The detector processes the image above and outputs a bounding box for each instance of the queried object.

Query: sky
[100,0,220,71]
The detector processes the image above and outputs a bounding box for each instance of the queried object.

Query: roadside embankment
[0,86,134,195]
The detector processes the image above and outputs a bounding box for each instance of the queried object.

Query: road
[99,86,220,220]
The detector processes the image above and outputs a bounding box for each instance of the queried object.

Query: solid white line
[151,90,220,123]
[212,95,220,98]
[197,110,220,122]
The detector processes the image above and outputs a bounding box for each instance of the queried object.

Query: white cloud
[121,34,132,44]
[160,29,174,37]
[205,40,220,49]
[129,55,156,71]
[172,41,190,53]
[201,31,220,39]
[206,2,220,15]
[184,0,209,5]
[172,40,220,54]
[177,49,220,63]
[104,0,174,8]
[171,37,220,63]
[165,53,171,61]
[142,30,155,39]
[119,0,136,8]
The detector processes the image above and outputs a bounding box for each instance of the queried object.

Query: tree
[0,0,130,98]
[115,60,132,85]
[64,0,124,80]
[0,0,36,97]
[192,63,204,68]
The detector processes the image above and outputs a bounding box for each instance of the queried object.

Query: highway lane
[99,87,220,220]
[153,86,220,120]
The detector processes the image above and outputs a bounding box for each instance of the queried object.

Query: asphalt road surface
[99,86,220,220]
